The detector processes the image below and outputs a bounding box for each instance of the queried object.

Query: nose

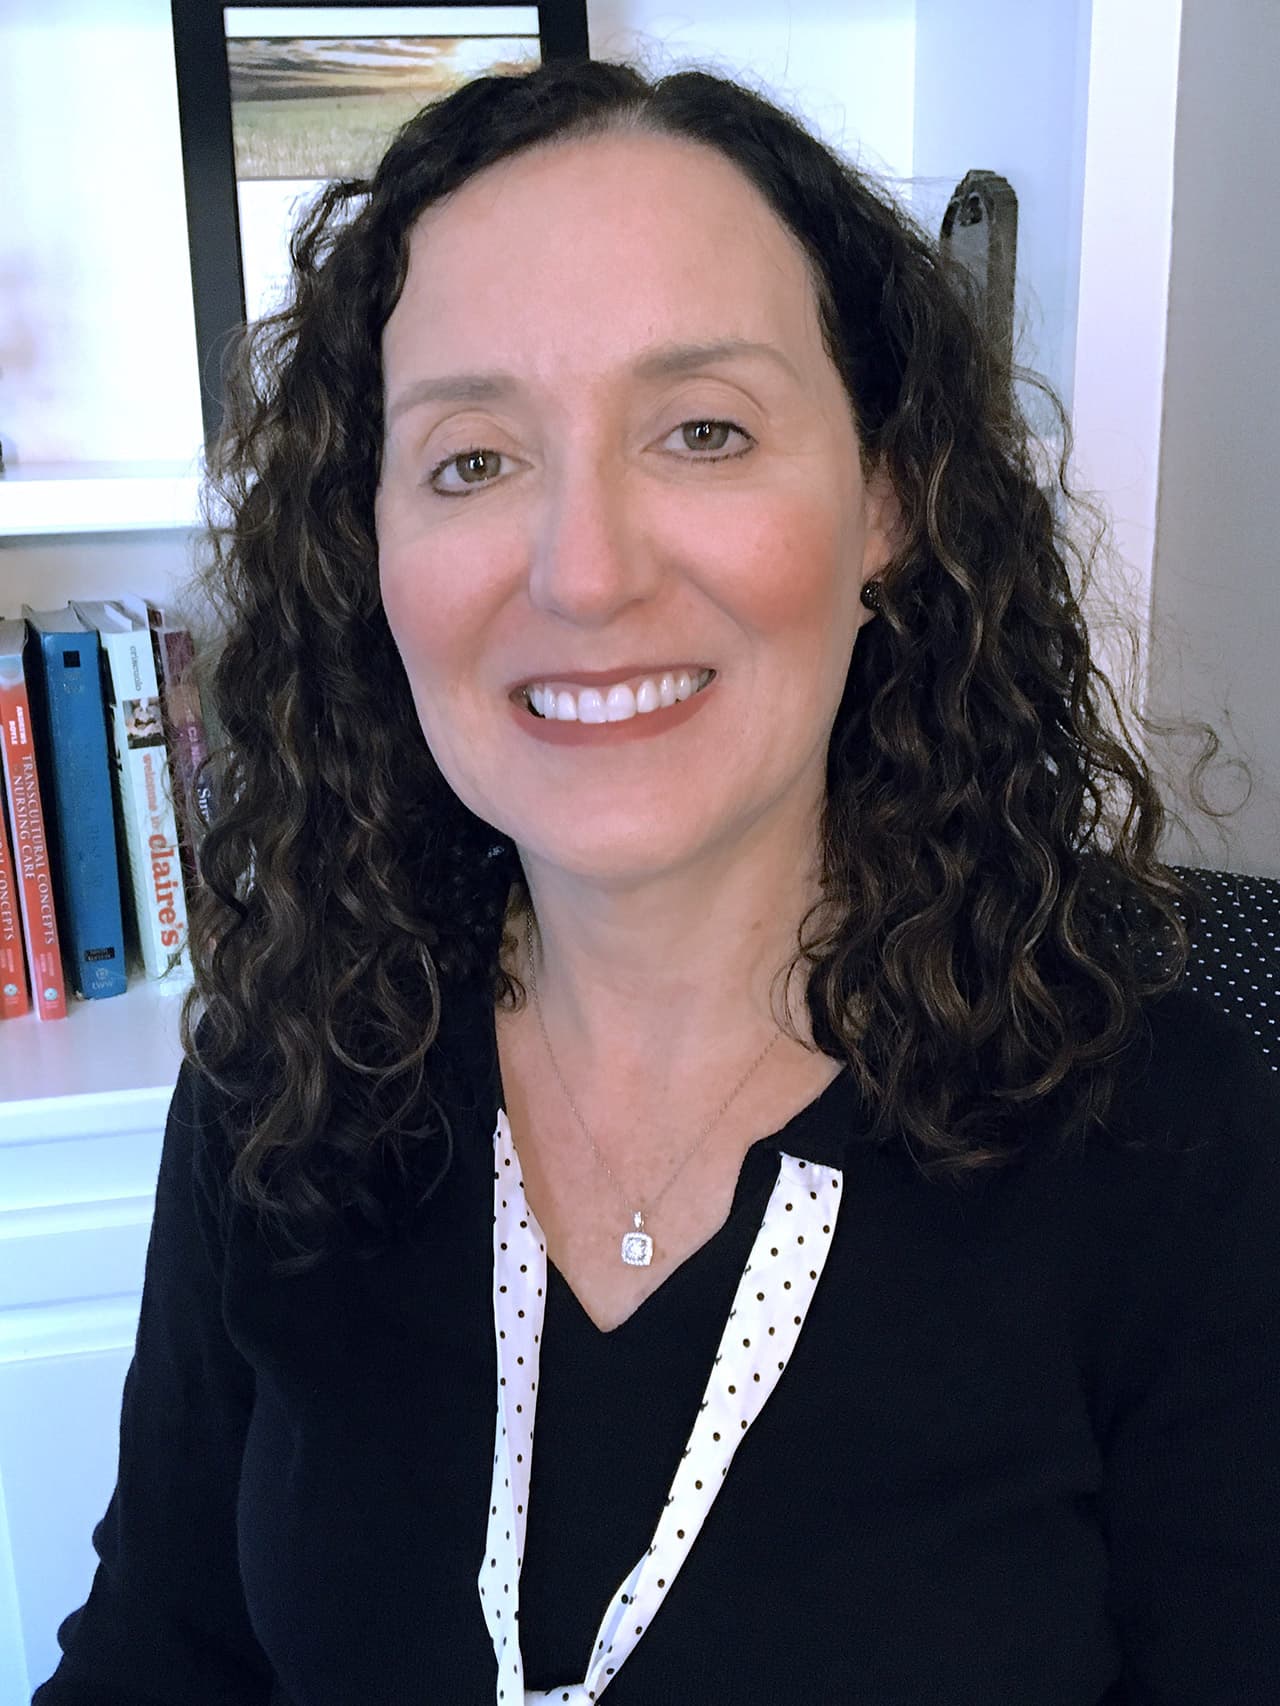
[525,447,663,625]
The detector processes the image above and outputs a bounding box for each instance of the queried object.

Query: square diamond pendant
[621,1230,654,1266]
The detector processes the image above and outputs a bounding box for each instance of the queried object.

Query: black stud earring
[860,578,883,611]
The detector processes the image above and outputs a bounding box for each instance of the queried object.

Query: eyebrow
[385,337,800,423]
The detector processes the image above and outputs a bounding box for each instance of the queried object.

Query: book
[22,604,129,1000]
[70,600,189,981]
[0,787,29,1018]
[110,594,212,903]
[0,618,68,1020]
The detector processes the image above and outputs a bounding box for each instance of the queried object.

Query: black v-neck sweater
[32,981,1280,1705]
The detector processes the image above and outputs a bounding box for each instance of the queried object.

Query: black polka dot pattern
[478,1109,845,1701]
[1165,865,1279,1069]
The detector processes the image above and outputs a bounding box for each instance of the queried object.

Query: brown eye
[670,419,753,458]
[428,447,509,495]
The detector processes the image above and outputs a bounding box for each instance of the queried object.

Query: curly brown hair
[179,55,1247,1276]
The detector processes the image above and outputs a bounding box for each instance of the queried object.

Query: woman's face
[376,131,900,890]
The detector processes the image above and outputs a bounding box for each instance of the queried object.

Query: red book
[0,618,68,1020]
[0,787,29,1018]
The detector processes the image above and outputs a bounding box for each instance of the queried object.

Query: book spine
[0,790,30,1017]
[154,627,210,901]
[33,627,128,999]
[98,629,189,980]
[0,652,68,1020]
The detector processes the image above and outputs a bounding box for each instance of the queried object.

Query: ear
[861,455,907,579]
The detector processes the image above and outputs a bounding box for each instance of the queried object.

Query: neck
[501,845,834,1091]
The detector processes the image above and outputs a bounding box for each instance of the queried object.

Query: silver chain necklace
[523,909,782,1267]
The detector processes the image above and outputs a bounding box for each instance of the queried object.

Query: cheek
[722,510,863,727]
[377,543,429,662]
[376,530,481,679]
[377,483,450,660]
[726,508,852,638]
[375,543,469,772]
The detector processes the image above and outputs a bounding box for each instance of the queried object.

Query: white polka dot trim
[477,1107,846,1703]
[1162,867,1278,1067]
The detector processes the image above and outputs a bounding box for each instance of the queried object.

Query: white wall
[1147,0,1280,875]
[0,0,207,625]
[911,0,1092,428]
[1,0,204,466]
[1068,0,1182,780]
[589,0,917,185]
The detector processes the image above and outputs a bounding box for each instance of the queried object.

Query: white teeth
[528,668,712,723]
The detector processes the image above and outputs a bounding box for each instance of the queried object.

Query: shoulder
[992,985,1279,1285]
[1079,986,1280,1314]
[1104,983,1278,1169]
[176,982,498,1241]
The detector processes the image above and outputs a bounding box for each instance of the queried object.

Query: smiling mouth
[522,668,716,722]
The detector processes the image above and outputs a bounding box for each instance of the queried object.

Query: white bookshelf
[0,972,192,1123]
[0,455,205,1113]
[0,461,203,536]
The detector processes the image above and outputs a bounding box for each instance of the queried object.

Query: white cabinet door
[0,1093,166,1700]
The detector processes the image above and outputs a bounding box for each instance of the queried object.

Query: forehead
[383,131,822,381]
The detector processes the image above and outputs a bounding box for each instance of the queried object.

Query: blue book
[21,606,128,1000]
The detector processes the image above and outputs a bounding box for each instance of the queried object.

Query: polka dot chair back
[1166,864,1280,1070]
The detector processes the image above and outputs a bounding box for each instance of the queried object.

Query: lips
[509,668,718,742]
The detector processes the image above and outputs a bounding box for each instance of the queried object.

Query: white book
[71,599,188,980]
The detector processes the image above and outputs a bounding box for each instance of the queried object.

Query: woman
[35,57,1279,1705]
